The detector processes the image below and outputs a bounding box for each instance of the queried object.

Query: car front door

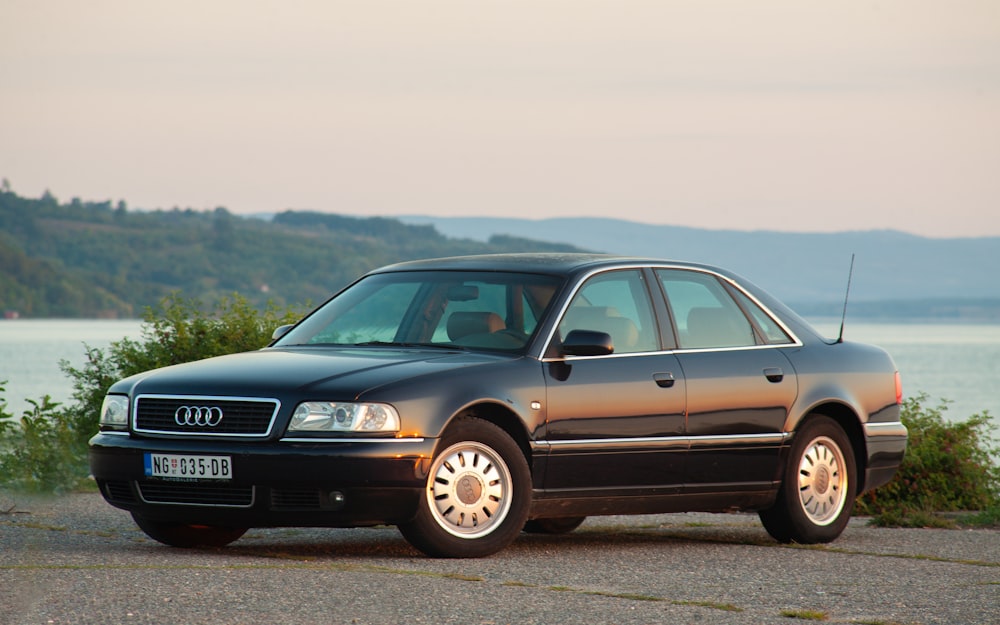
[541,269,687,494]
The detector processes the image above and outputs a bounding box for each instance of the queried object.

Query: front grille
[134,395,279,437]
[137,482,255,507]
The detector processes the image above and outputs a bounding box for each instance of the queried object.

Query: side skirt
[529,484,779,519]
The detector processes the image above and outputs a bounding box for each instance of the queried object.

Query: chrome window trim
[537,263,802,359]
[541,349,672,363]
[540,342,799,363]
[132,394,281,438]
[670,343,800,354]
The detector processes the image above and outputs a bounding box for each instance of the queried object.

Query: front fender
[357,357,547,442]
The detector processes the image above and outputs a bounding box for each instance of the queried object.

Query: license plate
[144,454,233,480]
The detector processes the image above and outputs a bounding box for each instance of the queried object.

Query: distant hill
[0,190,583,318]
[401,216,1000,321]
[2,185,996,320]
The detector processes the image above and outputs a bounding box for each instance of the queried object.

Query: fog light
[328,491,346,510]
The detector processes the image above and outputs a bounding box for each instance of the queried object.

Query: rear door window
[656,270,757,349]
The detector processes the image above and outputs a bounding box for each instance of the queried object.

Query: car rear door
[655,268,798,493]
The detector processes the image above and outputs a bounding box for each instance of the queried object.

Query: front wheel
[759,415,857,544]
[398,417,531,558]
[131,513,247,548]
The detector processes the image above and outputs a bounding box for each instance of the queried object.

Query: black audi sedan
[90,254,907,557]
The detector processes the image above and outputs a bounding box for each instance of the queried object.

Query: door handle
[653,372,676,388]
[763,367,784,383]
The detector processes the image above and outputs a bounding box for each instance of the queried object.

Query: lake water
[1,319,998,424]
[0,319,145,417]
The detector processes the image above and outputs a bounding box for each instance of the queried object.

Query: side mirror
[561,329,614,357]
[271,324,295,341]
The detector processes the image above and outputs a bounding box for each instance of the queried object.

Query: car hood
[114,347,516,399]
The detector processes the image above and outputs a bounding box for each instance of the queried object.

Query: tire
[759,415,857,544]
[523,517,586,535]
[398,417,531,558]
[131,513,247,548]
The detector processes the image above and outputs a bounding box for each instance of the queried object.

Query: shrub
[0,293,303,493]
[0,395,89,492]
[856,393,1000,526]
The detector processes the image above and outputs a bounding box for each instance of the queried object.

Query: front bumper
[89,433,437,528]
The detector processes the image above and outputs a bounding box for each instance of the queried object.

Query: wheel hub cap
[427,441,513,538]
[456,473,484,505]
[797,436,848,526]
[814,466,831,495]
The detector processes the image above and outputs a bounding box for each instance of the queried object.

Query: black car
[90,254,907,557]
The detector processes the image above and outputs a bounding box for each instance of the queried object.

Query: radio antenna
[837,253,855,344]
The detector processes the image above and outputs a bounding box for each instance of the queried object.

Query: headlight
[99,395,130,431]
[288,402,400,433]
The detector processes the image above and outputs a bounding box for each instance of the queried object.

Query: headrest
[447,312,505,340]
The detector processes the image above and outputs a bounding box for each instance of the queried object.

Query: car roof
[369,253,725,278]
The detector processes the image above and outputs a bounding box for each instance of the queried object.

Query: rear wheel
[398,417,531,558]
[131,513,247,548]
[523,517,586,535]
[759,415,857,544]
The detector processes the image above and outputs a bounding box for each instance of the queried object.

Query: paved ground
[1,491,997,625]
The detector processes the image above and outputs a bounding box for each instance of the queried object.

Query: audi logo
[174,406,224,427]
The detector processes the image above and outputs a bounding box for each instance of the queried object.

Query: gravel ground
[1,491,997,625]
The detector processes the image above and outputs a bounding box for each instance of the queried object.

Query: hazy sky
[2,0,998,237]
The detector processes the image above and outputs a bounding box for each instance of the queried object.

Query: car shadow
[208,520,777,561]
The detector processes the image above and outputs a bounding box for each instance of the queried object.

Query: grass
[958,506,1000,527]
[780,609,828,620]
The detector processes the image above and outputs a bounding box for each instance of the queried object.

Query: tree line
[0,188,584,318]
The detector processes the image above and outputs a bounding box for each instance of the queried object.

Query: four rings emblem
[174,406,224,427]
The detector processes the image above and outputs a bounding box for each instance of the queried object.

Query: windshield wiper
[352,341,466,350]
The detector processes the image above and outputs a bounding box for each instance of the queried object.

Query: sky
[2,0,998,238]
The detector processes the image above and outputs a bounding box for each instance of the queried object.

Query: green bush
[0,395,87,492]
[0,293,302,493]
[856,393,1000,526]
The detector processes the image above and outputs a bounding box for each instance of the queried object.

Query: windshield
[275,270,563,352]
